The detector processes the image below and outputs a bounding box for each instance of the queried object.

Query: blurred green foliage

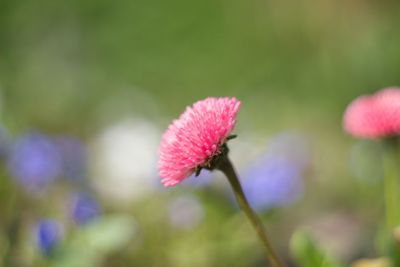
[1,0,400,129]
[290,230,343,267]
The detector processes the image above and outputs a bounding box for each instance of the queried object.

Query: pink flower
[158,97,241,186]
[343,87,400,139]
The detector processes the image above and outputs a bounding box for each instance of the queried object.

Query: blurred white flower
[90,118,160,204]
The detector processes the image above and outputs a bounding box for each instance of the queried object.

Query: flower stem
[382,137,400,230]
[218,156,286,267]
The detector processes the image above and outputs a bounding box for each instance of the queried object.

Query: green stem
[2,181,21,267]
[382,137,400,230]
[218,156,286,267]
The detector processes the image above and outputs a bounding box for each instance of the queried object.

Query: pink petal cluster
[158,97,241,187]
[343,87,400,139]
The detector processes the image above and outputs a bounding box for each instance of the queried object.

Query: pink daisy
[158,97,241,187]
[343,87,400,139]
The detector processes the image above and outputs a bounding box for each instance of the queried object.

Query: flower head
[8,132,62,191]
[70,192,100,225]
[158,97,241,186]
[35,219,62,256]
[239,132,310,211]
[243,156,304,211]
[343,87,400,139]
[91,119,159,203]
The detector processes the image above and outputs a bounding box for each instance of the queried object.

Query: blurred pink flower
[158,97,241,186]
[343,87,400,139]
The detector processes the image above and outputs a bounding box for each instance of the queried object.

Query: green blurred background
[1,0,400,266]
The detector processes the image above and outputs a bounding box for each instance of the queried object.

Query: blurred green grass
[1,0,400,129]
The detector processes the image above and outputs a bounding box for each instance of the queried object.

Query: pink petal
[158,97,241,186]
[343,87,400,138]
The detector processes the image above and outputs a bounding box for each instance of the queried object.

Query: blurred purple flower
[56,136,87,181]
[35,219,62,256]
[8,132,62,191]
[243,156,304,211]
[239,132,311,211]
[168,195,204,230]
[70,192,100,225]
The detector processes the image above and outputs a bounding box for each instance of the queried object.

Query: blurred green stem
[3,186,21,267]
[218,156,286,267]
[382,137,400,230]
